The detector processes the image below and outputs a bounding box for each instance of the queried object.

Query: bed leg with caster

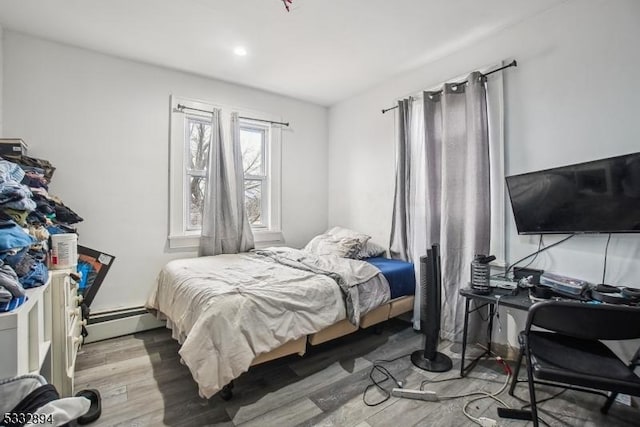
[220,381,234,401]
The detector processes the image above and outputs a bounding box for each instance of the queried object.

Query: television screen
[506,152,640,234]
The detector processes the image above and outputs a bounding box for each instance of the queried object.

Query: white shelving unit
[50,269,84,397]
[0,277,52,379]
[0,269,84,397]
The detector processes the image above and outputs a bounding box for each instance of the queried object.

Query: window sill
[168,230,284,250]
[253,230,285,248]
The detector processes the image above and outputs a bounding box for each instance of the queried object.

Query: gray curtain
[389,72,491,341]
[199,110,254,256]
[430,72,490,341]
[389,98,412,261]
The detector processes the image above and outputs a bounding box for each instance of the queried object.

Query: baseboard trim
[84,308,165,344]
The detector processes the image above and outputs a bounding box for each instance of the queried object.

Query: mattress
[146,248,390,398]
[365,257,415,299]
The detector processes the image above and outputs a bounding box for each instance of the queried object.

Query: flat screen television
[505,152,640,234]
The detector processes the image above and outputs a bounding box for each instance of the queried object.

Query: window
[185,116,210,231]
[183,117,268,230]
[240,122,269,228]
[169,96,282,249]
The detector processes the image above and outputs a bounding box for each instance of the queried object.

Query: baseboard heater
[84,306,165,344]
[88,306,149,324]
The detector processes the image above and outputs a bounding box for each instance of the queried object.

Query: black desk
[459,287,534,377]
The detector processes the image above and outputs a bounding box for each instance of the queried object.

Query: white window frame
[168,95,282,249]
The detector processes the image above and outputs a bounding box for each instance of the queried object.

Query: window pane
[244,179,262,225]
[188,176,206,229]
[240,128,263,176]
[188,118,211,170]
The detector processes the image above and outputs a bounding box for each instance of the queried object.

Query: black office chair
[509,300,640,427]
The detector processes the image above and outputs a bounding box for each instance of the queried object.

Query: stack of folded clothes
[0,155,83,312]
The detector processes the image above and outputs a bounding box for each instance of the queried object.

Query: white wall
[3,31,328,312]
[329,0,640,342]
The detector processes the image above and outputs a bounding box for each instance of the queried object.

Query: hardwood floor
[74,320,640,427]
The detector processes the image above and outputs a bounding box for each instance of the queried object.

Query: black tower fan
[411,244,453,372]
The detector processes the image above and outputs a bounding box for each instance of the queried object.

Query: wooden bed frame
[249,294,414,364]
[216,294,414,399]
[250,294,414,366]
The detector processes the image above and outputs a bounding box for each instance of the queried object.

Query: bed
[146,229,415,399]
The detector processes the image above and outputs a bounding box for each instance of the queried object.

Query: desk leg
[487,304,495,355]
[460,297,471,377]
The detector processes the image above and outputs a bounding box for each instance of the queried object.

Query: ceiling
[0,0,566,105]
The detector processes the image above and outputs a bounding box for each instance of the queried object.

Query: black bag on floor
[5,384,76,427]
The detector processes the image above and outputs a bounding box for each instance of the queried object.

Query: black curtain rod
[381,60,517,114]
[175,104,290,127]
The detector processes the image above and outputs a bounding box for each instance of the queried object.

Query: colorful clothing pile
[0,156,83,312]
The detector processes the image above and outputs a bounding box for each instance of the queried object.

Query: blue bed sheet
[364,257,415,299]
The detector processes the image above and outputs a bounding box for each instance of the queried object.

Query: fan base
[411,350,453,372]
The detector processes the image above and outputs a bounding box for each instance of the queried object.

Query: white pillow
[326,226,370,246]
[304,234,363,258]
[304,226,371,258]
[356,240,387,259]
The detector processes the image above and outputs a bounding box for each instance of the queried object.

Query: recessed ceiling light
[234,46,247,57]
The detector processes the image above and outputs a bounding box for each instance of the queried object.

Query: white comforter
[146,248,389,398]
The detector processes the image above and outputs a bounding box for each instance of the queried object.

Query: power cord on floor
[416,343,502,390]
[362,353,413,407]
[364,349,500,407]
[419,346,516,426]
[461,372,511,426]
[419,375,460,387]
[427,356,513,426]
[508,389,565,427]
[363,347,515,426]
[363,345,572,427]
[409,343,569,426]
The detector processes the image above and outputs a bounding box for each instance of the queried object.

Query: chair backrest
[525,300,640,341]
